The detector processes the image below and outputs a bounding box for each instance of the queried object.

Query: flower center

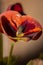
[16,31,24,37]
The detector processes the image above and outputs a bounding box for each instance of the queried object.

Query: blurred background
[0,0,43,64]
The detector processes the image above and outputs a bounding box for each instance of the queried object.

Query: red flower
[0,11,42,42]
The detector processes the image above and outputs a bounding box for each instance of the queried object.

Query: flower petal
[0,11,21,42]
[1,16,17,37]
[20,16,42,40]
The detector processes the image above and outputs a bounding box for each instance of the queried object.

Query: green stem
[0,34,3,61]
[7,43,14,65]
[0,2,3,61]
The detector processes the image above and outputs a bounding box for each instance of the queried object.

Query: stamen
[16,31,24,37]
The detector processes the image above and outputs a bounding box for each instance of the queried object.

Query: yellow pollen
[16,31,24,37]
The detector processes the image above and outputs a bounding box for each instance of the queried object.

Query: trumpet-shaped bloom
[0,11,42,42]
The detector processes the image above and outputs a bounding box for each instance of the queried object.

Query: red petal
[21,16,42,40]
[0,11,21,42]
